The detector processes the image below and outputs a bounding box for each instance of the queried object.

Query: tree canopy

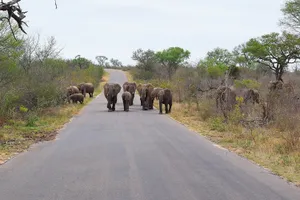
[155,47,190,79]
[132,48,157,72]
[279,0,300,33]
[242,31,300,81]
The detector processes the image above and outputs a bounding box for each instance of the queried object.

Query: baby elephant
[158,89,172,114]
[122,91,132,112]
[68,93,84,104]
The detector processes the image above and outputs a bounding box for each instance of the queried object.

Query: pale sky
[20,0,285,65]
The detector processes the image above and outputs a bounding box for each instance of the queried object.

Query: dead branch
[0,0,58,39]
[0,0,27,38]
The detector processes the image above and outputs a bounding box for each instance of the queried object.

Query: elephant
[140,83,154,110]
[66,86,80,97]
[137,83,143,106]
[150,87,163,108]
[122,91,132,112]
[78,82,94,98]
[123,81,137,106]
[158,89,172,114]
[216,86,261,119]
[68,93,84,104]
[242,88,260,104]
[104,83,121,112]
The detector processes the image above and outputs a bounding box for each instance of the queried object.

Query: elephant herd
[66,82,95,104]
[103,81,173,114]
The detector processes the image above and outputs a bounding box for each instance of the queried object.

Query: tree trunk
[275,65,284,82]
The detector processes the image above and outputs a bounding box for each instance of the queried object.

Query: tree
[0,19,23,87]
[95,55,107,66]
[110,58,122,67]
[132,48,157,72]
[73,55,92,69]
[155,47,190,79]
[242,31,300,81]
[279,0,300,33]
[206,47,234,66]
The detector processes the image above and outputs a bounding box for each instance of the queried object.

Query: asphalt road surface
[0,69,299,200]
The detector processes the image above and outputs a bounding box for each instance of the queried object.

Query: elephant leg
[159,101,163,114]
[140,97,142,106]
[112,96,117,111]
[168,102,172,113]
[165,103,168,113]
[123,99,126,111]
[131,94,134,105]
[126,101,129,111]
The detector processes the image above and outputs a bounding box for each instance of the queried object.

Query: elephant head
[140,83,154,110]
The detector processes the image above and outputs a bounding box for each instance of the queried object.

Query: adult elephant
[137,83,143,106]
[104,83,121,112]
[150,87,163,109]
[123,81,137,106]
[78,82,94,98]
[140,83,154,110]
[66,86,80,97]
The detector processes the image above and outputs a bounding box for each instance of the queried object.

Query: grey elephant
[78,82,94,98]
[140,83,154,110]
[66,86,80,97]
[150,87,163,108]
[68,93,84,104]
[137,83,143,106]
[104,83,121,112]
[158,89,172,114]
[123,81,137,106]
[122,91,132,112]
[242,88,260,104]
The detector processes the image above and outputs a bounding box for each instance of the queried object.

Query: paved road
[0,69,299,200]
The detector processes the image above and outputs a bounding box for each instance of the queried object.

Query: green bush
[234,79,261,89]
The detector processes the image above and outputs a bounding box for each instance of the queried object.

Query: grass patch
[0,72,110,164]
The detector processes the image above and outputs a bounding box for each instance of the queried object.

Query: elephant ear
[132,82,137,88]
[114,83,121,94]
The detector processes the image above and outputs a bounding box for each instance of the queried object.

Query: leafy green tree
[279,0,300,33]
[73,55,92,69]
[110,58,122,67]
[132,48,157,72]
[155,47,190,79]
[206,47,234,66]
[0,20,23,87]
[242,31,300,81]
[95,55,108,66]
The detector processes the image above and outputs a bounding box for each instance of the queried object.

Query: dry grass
[0,72,110,165]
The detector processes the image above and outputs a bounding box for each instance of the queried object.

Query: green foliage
[206,47,233,66]
[73,55,93,69]
[209,117,226,132]
[95,55,108,66]
[279,0,300,33]
[132,48,157,72]
[155,47,190,79]
[25,113,39,127]
[19,105,28,113]
[110,58,123,67]
[242,32,300,81]
[206,65,228,78]
[234,79,261,89]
